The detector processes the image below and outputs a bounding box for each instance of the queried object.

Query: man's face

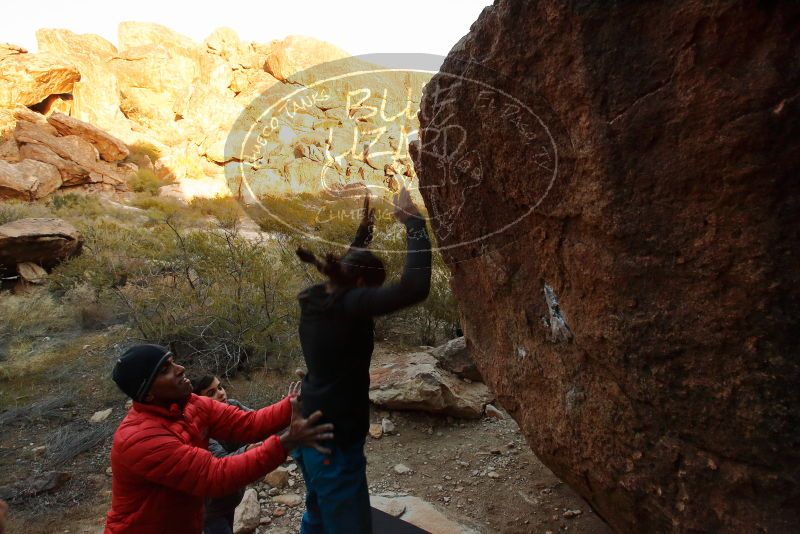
[145,356,192,405]
[199,377,227,403]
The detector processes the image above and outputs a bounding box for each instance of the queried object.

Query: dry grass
[45,420,117,467]
[0,393,75,426]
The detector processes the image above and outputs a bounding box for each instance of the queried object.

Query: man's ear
[144,392,154,403]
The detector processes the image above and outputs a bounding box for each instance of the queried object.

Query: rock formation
[0,107,133,198]
[0,50,79,108]
[0,24,427,201]
[369,351,492,418]
[414,1,799,532]
[0,217,82,272]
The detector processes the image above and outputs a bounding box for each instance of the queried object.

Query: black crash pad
[371,506,429,533]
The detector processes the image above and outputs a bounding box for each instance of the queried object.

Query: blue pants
[293,440,372,534]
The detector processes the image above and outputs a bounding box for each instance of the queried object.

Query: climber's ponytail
[296,247,386,288]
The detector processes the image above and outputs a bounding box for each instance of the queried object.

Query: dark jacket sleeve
[340,216,432,317]
[208,438,248,459]
[350,221,373,249]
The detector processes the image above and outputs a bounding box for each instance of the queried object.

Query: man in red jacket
[104,344,333,534]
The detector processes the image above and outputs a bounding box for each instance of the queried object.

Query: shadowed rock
[414,1,800,532]
[0,217,82,269]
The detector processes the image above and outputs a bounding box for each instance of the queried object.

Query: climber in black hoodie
[293,186,431,534]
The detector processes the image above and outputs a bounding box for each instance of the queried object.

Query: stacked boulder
[0,108,133,200]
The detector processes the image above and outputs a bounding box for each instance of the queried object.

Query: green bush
[189,197,244,229]
[129,195,203,226]
[115,224,302,375]
[128,168,170,196]
[127,141,162,162]
[0,200,51,225]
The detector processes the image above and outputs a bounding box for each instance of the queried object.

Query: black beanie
[112,344,172,402]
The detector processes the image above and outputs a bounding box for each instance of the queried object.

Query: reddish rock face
[414,1,799,532]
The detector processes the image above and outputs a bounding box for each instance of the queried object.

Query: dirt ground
[1,334,611,534]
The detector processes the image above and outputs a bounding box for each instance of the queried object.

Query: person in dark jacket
[192,375,265,534]
[293,187,432,534]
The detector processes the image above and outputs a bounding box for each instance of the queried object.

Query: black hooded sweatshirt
[297,216,431,446]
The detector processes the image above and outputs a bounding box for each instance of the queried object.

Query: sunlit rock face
[1,23,432,202]
[414,1,800,532]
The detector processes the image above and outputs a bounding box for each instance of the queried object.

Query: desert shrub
[371,228,459,346]
[115,224,303,375]
[0,289,77,341]
[249,194,318,235]
[0,200,52,224]
[127,141,162,162]
[50,217,175,295]
[189,197,244,228]
[62,284,121,330]
[50,192,135,220]
[127,168,170,196]
[128,196,202,225]
[45,420,116,467]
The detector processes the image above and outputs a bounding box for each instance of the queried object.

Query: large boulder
[369,352,492,419]
[414,1,799,532]
[36,29,133,141]
[47,112,129,162]
[264,35,350,84]
[202,27,260,70]
[117,22,197,55]
[0,159,61,200]
[0,51,79,107]
[0,218,82,268]
[430,337,482,382]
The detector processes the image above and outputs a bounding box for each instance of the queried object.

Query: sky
[2,0,491,61]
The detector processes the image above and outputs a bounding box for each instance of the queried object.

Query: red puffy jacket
[104,393,291,533]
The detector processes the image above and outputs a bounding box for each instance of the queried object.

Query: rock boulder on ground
[0,160,37,199]
[430,336,482,382]
[0,218,82,268]
[0,158,62,200]
[232,488,260,534]
[16,261,48,284]
[414,1,800,532]
[264,467,289,489]
[369,352,492,419]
